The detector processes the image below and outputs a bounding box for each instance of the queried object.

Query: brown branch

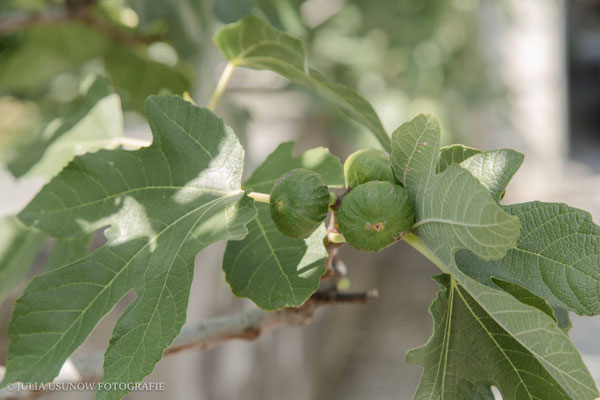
[164,288,377,357]
[0,2,161,45]
[0,10,73,34]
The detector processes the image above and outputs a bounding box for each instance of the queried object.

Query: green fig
[269,168,330,238]
[337,181,415,252]
[344,148,394,188]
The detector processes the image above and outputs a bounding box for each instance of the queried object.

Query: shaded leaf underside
[438,142,600,317]
[391,115,598,399]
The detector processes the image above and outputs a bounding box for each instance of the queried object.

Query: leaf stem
[208,62,235,111]
[327,232,346,244]
[403,233,449,274]
[183,91,197,105]
[248,192,270,204]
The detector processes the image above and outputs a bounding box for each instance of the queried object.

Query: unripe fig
[270,168,330,238]
[337,181,415,252]
[344,148,394,188]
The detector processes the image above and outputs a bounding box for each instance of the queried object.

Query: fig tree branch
[0,1,161,45]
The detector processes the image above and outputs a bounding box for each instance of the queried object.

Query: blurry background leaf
[0,96,43,160]
[126,0,208,59]
[0,18,195,113]
[0,216,46,303]
[213,0,253,24]
[4,75,124,179]
[105,44,193,112]
[0,23,110,93]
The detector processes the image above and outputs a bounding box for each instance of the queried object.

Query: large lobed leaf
[437,143,600,317]
[392,115,520,260]
[407,274,577,400]
[457,202,600,316]
[391,115,598,399]
[2,96,256,400]
[214,15,391,151]
[223,142,344,310]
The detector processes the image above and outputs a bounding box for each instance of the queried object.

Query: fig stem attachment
[208,61,235,111]
[403,233,449,274]
[327,232,346,244]
[248,192,270,204]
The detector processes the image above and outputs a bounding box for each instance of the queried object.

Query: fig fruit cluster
[338,149,415,252]
[267,149,416,252]
[337,181,414,252]
[344,148,395,188]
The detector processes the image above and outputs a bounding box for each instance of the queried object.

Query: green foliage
[391,115,598,399]
[5,75,123,178]
[223,142,344,310]
[432,143,600,317]
[343,148,394,188]
[337,181,414,252]
[0,23,110,93]
[214,15,391,151]
[457,202,600,316]
[128,0,208,59]
[2,11,600,400]
[269,168,329,239]
[0,21,193,113]
[104,45,193,113]
[0,217,46,303]
[392,115,520,259]
[46,235,92,272]
[2,96,256,399]
[407,274,590,400]
[436,144,481,173]
[459,150,524,201]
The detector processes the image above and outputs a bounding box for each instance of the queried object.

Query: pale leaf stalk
[327,232,346,244]
[183,91,197,105]
[403,233,449,274]
[208,62,236,111]
[247,192,270,204]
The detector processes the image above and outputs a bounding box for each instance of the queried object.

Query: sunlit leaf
[1,96,256,400]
